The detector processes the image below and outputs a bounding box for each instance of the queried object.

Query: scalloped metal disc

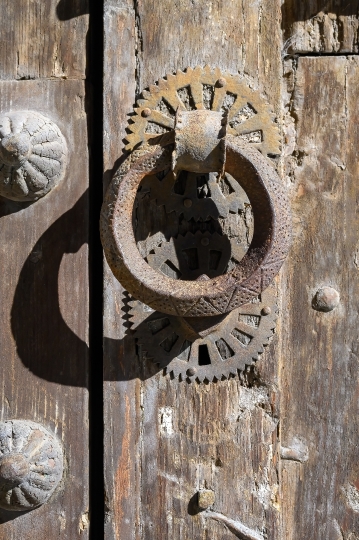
[130,286,278,383]
[127,231,278,382]
[0,420,63,511]
[0,110,67,202]
[126,65,280,157]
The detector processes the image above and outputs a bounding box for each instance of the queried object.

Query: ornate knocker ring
[102,124,291,318]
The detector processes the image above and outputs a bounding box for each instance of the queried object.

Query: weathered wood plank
[280,56,359,538]
[103,1,283,539]
[134,0,282,113]
[0,79,89,539]
[282,0,359,54]
[103,3,140,540]
[0,0,89,80]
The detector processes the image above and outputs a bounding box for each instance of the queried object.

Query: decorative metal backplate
[129,288,277,383]
[141,169,246,221]
[126,65,280,157]
[146,231,232,281]
[101,66,289,381]
[128,232,278,382]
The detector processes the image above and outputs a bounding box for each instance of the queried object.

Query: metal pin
[217,77,227,87]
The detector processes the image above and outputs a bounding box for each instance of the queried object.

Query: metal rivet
[261,306,271,316]
[187,367,197,377]
[142,108,152,118]
[312,286,340,312]
[198,489,215,510]
[217,77,227,88]
[183,198,193,208]
[201,237,210,246]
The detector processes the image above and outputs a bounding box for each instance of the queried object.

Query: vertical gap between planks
[88,0,104,537]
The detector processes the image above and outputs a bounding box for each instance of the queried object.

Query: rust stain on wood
[114,395,132,540]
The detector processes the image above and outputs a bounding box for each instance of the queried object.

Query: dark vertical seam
[134,0,143,98]
[87,0,104,537]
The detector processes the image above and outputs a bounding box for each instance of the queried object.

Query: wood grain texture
[103,4,138,540]
[0,79,89,539]
[103,1,283,539]
[0,0,89,80]
[282,0,359,54]
[280,56,359,539]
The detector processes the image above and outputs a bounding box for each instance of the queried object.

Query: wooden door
[0,2,359,540]
[103,2,359,540]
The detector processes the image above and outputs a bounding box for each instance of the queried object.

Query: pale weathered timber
[282,0,359,54]
[103,1,283,539]
[103,4,138,540]
[280,56,359,539]
[0,0,89,80]
[0,79,89,539]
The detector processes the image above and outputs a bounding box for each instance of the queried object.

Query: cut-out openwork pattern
[129,285,277,382]
[125,66,280,157]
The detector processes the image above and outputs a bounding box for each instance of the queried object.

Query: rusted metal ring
[106,135,291,317]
